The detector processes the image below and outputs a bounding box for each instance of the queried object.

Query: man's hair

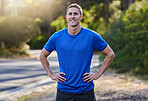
[66,3,83,15]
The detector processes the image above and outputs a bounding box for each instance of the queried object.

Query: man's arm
[96,45,115,76]
[83,45,115,83]
[39,48,66,83]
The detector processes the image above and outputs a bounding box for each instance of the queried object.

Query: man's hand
[83,73,100,83]
[50,72,66,83]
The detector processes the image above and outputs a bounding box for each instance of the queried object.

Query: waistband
[57,89,94,94]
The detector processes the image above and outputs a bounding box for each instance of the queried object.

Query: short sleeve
[93,32,108,51]
[44,34,56,52]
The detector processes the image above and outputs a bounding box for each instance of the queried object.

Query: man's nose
[71,14,75,18]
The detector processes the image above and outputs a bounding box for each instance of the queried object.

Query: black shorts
[56,89,96,101]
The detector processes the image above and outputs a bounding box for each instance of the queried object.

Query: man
[40,3,115,101]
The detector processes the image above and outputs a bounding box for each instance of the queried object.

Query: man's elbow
[107,50,115,60]
[110,51,115,60]
[39,50,49,61]
[39,51,45,61]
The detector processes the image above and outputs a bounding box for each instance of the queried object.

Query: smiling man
[40,3,115,101]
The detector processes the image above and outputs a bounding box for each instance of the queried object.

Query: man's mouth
[70,19,76,22]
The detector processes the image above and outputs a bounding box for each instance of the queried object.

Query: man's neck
[68,25,81,35]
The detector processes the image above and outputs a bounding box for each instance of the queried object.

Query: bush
[101,0,148,75]
[50,16,67,32]
[29,35,49,49]
[0,15,41,50]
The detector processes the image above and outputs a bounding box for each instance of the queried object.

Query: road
[0,50,99,99]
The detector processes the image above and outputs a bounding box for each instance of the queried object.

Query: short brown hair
[66,3,83,15]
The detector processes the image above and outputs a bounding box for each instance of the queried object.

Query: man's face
[66,7,83,27]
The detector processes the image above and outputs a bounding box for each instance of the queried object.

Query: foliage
[81,1,121,34]
[0,15,41,50]
[101,0,148,75]
[0,48,29,58]
[29,35,49,49]
[50,16,67,32]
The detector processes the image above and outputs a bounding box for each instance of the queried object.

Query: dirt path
[94,73,148,101]
[13,72,148,101]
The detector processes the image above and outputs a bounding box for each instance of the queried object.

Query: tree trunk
[123,0,135,12]
[0,0,5,16]
[105,0,109,24]
[46,17,52,36]
[124,0,129,11]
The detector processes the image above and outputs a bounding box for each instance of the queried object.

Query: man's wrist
[96,71,102,78]
[48,72,54,77]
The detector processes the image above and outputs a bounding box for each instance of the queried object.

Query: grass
[17,84,57,101]
[18,92,48,101]
[18,92,40,101]
[0,48,30,58]
[18,95,31,101]
[107,67,148,81]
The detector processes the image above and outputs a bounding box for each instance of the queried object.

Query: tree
[0,15,41,49]
[102,0,148,75]
[121,0,135,12]
[105,0,109,24]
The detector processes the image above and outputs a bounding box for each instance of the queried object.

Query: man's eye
[74,13,78,15]
[68,13,72,15]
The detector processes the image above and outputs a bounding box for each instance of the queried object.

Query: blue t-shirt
[44,27,107,93]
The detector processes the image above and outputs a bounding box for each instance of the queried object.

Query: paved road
[0,50,59,92]
[0,50,99,99]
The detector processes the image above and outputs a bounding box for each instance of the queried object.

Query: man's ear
[80,15,83,20]
[65,15,67,19]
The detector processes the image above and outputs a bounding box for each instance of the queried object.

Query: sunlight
[27,0,33,4]
[3,0,54,16]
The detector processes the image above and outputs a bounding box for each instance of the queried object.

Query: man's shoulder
[55,28,67,35]
[51,28,66,39]
[82,27,98,36]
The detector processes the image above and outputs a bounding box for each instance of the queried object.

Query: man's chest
[56,36,92,53]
